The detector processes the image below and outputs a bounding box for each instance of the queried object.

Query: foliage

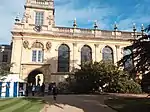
[118,25,150,77]
[0,63,13,77]
[118,34,150,76]
[118,25,150,92]
[64,61,142,94]
[57,82,71,94]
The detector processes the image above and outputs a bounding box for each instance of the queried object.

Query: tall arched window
[81,45,92,64]
[58,44,70,72]
[102,46,114,63]
[123,49,133,70]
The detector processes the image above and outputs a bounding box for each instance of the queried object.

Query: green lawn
[105,97,150,112]
[0,97,45,112]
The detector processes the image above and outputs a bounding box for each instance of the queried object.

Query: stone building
[10,0,138,85]
[0,45,12,64]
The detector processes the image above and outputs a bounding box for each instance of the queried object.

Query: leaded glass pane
[102,46,113,63]
[58,44,70,72]
[81,45,92,64]
[32,50,37,62]
[123,49,133,70]
[35,12,44,26]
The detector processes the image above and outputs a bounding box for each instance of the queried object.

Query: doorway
[27,69,44,86]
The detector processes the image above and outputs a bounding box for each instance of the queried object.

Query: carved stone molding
[73,43,77,47]
[23,40,29,49]
[115,45,120,49]
[94,44,99,48]
[46,41,52,50]
[23,12,31,23]
[47,15,53,25]
[32,41,44,49]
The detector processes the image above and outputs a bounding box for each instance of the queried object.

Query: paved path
[40,95,116,112]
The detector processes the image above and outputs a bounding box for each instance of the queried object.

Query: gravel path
[40,95,116,112]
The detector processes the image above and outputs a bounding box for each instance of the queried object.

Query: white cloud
[55,0,117,29]
[118,2,150,31]
[0,0,150,44]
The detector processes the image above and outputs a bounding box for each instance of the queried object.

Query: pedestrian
[48,83,52,95]
[41,83,45,96]
[25,83,29,97]
[32,85,36,96]
[36,83,41,96]
[52,83,58,100]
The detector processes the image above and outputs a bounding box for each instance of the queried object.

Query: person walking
[36,83,41,96]
[52,83,58,101]
[48,83,52,95]
[41,83,45,96]
[25,83,29,97]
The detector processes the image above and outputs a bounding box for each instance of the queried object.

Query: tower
[22,0,55,30]
[11,0,56,82]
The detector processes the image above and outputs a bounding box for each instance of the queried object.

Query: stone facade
[0,45,12,64]
[11,0,136,84]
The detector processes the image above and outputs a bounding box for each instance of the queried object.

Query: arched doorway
[27,69,44,86]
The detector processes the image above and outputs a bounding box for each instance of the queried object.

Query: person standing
[32,85,36,96]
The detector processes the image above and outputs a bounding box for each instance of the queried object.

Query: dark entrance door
[28,70,43,86]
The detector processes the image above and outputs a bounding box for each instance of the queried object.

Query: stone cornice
[12,31,133,42]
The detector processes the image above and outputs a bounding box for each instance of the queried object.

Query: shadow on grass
[11,97,45,112]
[22,97,45,103]
[104,97,150,112]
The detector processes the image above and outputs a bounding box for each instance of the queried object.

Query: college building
[10,0,138,85]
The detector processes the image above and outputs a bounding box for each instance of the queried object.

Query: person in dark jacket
[41,83,45,96]
[48,83,52,95]
[25,83,29,96]
[52,83,58,100]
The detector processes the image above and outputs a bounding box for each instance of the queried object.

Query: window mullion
[36,50,38,62]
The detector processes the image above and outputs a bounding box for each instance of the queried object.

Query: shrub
[122,80,142,94]
[63,61,142,94]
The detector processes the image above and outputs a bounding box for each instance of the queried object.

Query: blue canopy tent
[0,74,26,98]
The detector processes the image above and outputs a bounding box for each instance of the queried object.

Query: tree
[118,25,150,92]
[118,26,150,76]
[66,61,141,94]
[0,63,13,77]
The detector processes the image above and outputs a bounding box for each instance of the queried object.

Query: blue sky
[0,0,150,44]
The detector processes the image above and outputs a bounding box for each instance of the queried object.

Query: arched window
[58,44,70,72]
[31,42,44,63]
[102,46,114,63]
[81,45,92,64]
[123,49,133,70]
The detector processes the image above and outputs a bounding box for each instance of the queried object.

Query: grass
[105,97,150,112]
[0,97,45,112]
